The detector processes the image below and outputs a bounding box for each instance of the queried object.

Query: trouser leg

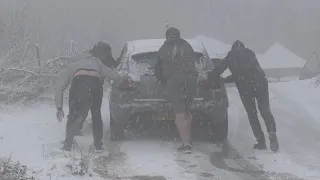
[90,85,103,148]
[255,77,279,151]
[64,77,92,150]
[238,88,265,144]
[255,78,277,133]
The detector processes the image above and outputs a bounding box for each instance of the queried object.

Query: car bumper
[110,98,228,123]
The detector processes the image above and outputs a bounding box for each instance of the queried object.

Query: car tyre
[210,113,228,143]
[110,113,125,141]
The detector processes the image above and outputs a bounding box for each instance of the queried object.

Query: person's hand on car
[118,74,141,90]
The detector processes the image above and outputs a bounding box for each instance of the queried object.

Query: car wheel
[110,113,125,141]
[210,113,228,143]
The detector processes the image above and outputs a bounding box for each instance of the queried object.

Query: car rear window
[130,52,158,76]
[130,51,208,76]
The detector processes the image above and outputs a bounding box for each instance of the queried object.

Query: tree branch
[0,34,31,66]
[20,42,29,67]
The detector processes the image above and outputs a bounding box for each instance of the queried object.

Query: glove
[56,108,64,122]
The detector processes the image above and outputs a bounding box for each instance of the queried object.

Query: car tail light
[198,79,210,86]
[118,80,141,90]
[197,79,211,88]
[197,79,221,90]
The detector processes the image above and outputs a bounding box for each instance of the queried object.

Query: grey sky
[1,0,319,60]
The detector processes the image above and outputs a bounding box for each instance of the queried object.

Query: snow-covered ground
[1,79,320,180]
[0,91,113,180]
[227,79,320,180]
[0,36,319,179]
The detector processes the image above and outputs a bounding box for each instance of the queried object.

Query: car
[109,39,229,142]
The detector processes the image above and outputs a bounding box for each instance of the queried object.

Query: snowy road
[225,81,320,180]
[87,81,320,180]
[1,80,320,179]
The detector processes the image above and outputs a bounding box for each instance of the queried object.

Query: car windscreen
[129,51,208,76]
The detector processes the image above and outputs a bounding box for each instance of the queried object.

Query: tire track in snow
[97,140,198,180]
[92,89,267,179]
[92,87,305,179]
[94,139,273,180]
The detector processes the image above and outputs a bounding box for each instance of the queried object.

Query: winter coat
[54,52,125,109]
[209,47,266,86]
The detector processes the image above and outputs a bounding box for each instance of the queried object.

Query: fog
[1,0,320,59]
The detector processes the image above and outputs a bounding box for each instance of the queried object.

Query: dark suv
[109,39,229,141]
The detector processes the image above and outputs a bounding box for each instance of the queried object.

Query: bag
[156,39,196,82]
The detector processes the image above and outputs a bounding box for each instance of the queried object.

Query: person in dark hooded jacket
[208,40,279,152]
[155,27,197,152]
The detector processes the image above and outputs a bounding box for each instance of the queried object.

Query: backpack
[155,39,196,82]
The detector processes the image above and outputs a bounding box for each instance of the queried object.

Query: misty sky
[1,0,320,60]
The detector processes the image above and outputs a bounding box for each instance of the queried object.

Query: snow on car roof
[126,39,205,55]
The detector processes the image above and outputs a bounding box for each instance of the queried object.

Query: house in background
[195,36,315,82]
[299,52,320,80]
[258,42,306,81]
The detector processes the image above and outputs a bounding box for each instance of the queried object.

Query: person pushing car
[208,40,279,152]
[55,41,129,152]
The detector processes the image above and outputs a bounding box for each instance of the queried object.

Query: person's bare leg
[175,112,191,145]
[185,111,192,143]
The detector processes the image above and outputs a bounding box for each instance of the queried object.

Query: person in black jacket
[208,40,279,152]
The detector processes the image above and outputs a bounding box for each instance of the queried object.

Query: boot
[253,134,267,150]
[177,144,192,152]
[269,132,279,152]
[61,142,72,152]
[62,135,74,152]
[93,140,104,153]
[94,146,105,153]
[253,141,267,150]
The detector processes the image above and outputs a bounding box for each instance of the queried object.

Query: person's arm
[99,62,126,85]
[54,67,72,109]
[207,56,229,81]
[213,56,229,75]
